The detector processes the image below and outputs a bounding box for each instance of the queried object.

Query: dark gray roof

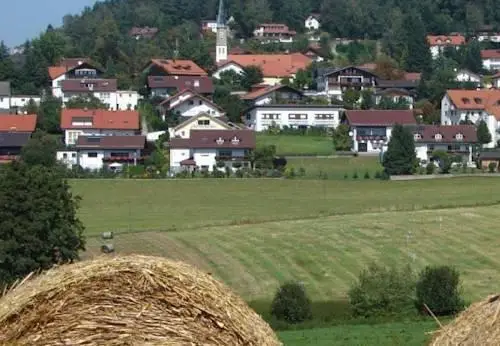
[0,82,11,97]
[376,79,419,88]
[479,151,500,159]
[0,132,31,147]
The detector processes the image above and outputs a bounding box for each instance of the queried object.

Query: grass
[256,134,334,156]
[73,177,500,236]
[287,157,382,179]
[278,321,437,346]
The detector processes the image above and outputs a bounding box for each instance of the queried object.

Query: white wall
[170,148,192,168]
[456,71,480,83]
[52,75,65,98]
[64,129,136,145]
[193,149,217,170]
[351,126,391,153]
[483,58,500,71]
[415,144,428,162]
[10,96,41,108]
[245,106,341,131]
[305,18,320,31]
[116,91,139,110]
[56,150,78,168]
[212,64,244,79]
[493,78,500,88]
[0,96,10,109]
[170,116,229,139]
[170,97,223,118]
[477,34,500,43]
[78,150,105,170]
[415,143,474,163]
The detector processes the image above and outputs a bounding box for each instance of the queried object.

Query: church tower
[215,0,228,63]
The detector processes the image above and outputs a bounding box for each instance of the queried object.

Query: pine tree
[382,124,417,175]
[477,120,492,146]
[402,13,432,73]
[463,40,483,74]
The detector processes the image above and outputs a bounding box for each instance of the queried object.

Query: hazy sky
[1,0,100,47]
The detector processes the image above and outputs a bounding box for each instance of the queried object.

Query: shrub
[352,171,358,179]
[271,282,312,323]
[348,263,416,318]
[298,167,306,177]
[488,162,497,173]
[364,171,370,179]
[426,162,434,175]
[374,171,382,179]
[344,173,349,179]
[232,161,242,169]
[285,167,296,179]
[415,265,464,316]
[216,160,225,168]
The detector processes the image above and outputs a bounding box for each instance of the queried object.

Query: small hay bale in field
[0,255,281,346]
[429,294,500,345]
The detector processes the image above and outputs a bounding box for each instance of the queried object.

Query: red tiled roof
[48,58,94,80]
[221,53,312,78]
[0,114,37,132]
[48,66,67,80]
[60,109,140,130]
[414,125,477,143]
[62,79,117,92]
[404,72,422,81]
[241,84,302,100]
[180,158,196,166]
[427,35,466,46]
[481,49,500,59]
[76,135,145,149]
[170,129,256,149]
[345,110,417,126]
[446,89,500,119]
[147,76,214,94]
[149,59,207,76]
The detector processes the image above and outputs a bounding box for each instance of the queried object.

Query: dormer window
[435,133,443,141]
[231,136,240,145]
[455,133,463,140]
[414,133,421,140]
[462,97,470,104]
[216,137,225,145]
[474,97,482,104]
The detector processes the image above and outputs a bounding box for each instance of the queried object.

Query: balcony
[215,156,252,161]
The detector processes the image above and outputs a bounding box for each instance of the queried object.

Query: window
[462,97,470,104]
[455,133,463,140]
[87,152,98,158]
[288,114,307,119]
[414,133,421,140]
[315,114,335,120]
[435,133,443,141]
[198,120,210,126]
[189,100,194,105]
[218,150,232,157]
[357,127,386,137]
[110,152,129,157]
[474,97,482,104]
[63,153,68,158]
[429,144,435,151]
[72,153,76,158]
[199,100,203,105]
[246,114,251,120]
[262,113,280,120]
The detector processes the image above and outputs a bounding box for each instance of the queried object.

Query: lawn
[256,134,334,156]
[287,156,382,179]
[73,177,500,236]
[279,321,437,346]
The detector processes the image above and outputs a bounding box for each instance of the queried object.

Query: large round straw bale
[429,294,500,345]
[0,255,281,346]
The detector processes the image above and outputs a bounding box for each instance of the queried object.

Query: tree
[343,88,360,109]
[0,41,15,81]
[360,89,374,110]
[382,124,417,175]
[65,95,109,110]
[37,95,62,134]
[0,161,85,287]
[431,150,452,174]
[293,69,312,90]
[463,40,483,74]
[250,144,276,169]
[20,131,60,167]
[376,96,410,110]
[477,120,492,146]
[415,266,464,316]
[271,282,312,323]
[213,86,246,123]
[401,13,432,73]
[241,66,264,90]
[333,123,352,151]
[374,55,404,80]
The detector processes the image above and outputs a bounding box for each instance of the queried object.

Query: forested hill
[2,0,500,94]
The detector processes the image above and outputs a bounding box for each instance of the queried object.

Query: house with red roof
[481,50,500,71]
[213,53,312,85]
[147,75,214,98]
[253,23,296,44]
[241,84,303,106]
[143,59,208,77]
[60,108,140,146]
[412,125,478,164]
[169,129,255,172]
[441,89,500,148]
[427,34,466,59]
[0,114,37,162]
[158,89,225,121]
[49,58,139,111]
[343,110,417,153]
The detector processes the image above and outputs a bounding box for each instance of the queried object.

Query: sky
[1,0,100,47]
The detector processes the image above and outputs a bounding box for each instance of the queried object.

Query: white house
[10,96,41,109]
[316,66,378,99]
[116,90,140,110]
[159,89,224,120]
[343,110,417,153]
[49,58,100,99]
[481,50,500,71]
[169,129,255,172]
[169,113,237,139]
[244,104,343,132]
[253,23,296,44]
[476,30,500,43]
[305,14,320,31]
[427,35,466,59]
[57,135,146,170]
[60,108,140,146]
[441,89,500,148]
[241,84,304,106]
[412,125,478,164]
[455,69,481,84]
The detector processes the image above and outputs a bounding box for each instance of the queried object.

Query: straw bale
[429,294,500,345]
[0,255,281,346]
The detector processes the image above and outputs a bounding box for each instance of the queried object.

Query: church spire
[217,0,225,27]
[215,0,228,63]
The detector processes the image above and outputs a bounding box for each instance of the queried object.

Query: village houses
[481,50,500,71]
[427,34,466,59]
[0,114,37,163]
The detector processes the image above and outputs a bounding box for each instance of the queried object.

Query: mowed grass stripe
[73,178,500,236]
[83,205,500,302]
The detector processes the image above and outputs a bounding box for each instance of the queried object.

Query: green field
[256,134,334,156]
[287,156,382,179]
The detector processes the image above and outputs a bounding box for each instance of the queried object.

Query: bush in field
[488,162,497,173]
[364,171,370,179]
[415,265,464,316]
[271,282,312,323]
[352,171,358,179]
[426,162,434,175]
[349,263,416,318]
